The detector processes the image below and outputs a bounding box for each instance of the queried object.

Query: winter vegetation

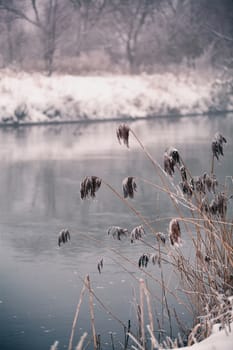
[49,124,233,349]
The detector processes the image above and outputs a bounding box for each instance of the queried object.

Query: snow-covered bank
[173,322,233,350]
[171,327,233,350]
[0,70,232,125]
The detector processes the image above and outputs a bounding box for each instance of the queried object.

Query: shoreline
[0,109,232,129]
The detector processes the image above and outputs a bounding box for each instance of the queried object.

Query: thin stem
[86,275,97,350]
[76,332,88,350]
[139,279,145,348]
[143,282,156,348]
[211,153,215,175]
[68,282,87,350]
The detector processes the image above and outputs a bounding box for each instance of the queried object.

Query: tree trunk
[126,39,137,74]
[6,14,14,65]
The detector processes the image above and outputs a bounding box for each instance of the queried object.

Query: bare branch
[0,3,43,29]
[31,0,42,28]
[207,26,233,42]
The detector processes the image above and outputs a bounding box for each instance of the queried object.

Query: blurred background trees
[0,0,232,75]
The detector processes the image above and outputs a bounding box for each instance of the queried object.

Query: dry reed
[68,125,232,349]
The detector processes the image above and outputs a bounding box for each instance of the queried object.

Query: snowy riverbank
[172,322,233,350]
[0,70,232,125]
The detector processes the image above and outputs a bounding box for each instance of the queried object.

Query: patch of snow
[0,71,232,125]
[171,322,233,350]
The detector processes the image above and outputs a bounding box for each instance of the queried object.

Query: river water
[0,114,232,349]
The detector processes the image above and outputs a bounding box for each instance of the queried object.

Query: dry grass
[63,123,232,349]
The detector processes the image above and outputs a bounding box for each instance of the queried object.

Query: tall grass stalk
[68,282,87,350]
[75,332,88,350]
[86,275,97,350]
[139,279,146,348]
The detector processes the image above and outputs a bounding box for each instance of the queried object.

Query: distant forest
[0,0,232,75]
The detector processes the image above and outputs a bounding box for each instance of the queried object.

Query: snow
[0,70,232,125]
[172,323,233,350]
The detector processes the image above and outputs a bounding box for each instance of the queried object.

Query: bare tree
[31,0,69,76]
[71,0,107,56]
[0,0,69,75]
[0,1,28,67]
[42,0,59,75]
[109,0,160,73]
[0,0,42,28]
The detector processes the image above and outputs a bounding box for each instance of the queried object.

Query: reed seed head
[138,253,149,268]
[157,232,166,244]
[211,132,227,160]
[203,172,218,193]
[97,258,103,274]
[180,181,193,198]
[107,226,128,240]
[164,147,181,176]
[169,218,181,246]
[80,176,102,199]
[151,254,161,266]
[130,225,145,243]
[58,228,71,246]
[164,152,175,176]
[138,253,160,268]
[122,176,137,198]
[205,192,227,218]
[190,176,205,194]
[116,124,130,147]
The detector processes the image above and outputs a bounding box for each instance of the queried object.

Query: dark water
[0,115,232,350]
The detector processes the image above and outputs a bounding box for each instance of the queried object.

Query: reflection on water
[0,114,232,349]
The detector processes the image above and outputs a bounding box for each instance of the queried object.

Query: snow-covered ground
[52,322,233,350]
[0,70,232,125]
[174,322,233,350]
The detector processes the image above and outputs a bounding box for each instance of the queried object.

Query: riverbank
[0,70,232,126]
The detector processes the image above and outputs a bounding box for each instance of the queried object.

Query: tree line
[0,0,232,75]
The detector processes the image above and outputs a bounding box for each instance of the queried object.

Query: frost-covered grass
[173,320,233,350]
[0,69,232,125]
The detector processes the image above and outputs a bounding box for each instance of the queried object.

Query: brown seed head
[157,232,166,244]
[211,133,227,160]
[107,226,128,240]
[203,172,218,193]
[190,176,205,194]
[122,176,137,198]
[116,124,130,147]
[130,225,145,243]
[138,253,149,268]
[169,218,181,246]
[58,228,71,247]
[164,147,181,176]
[80,176,102,199]
[180,181,193,198]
